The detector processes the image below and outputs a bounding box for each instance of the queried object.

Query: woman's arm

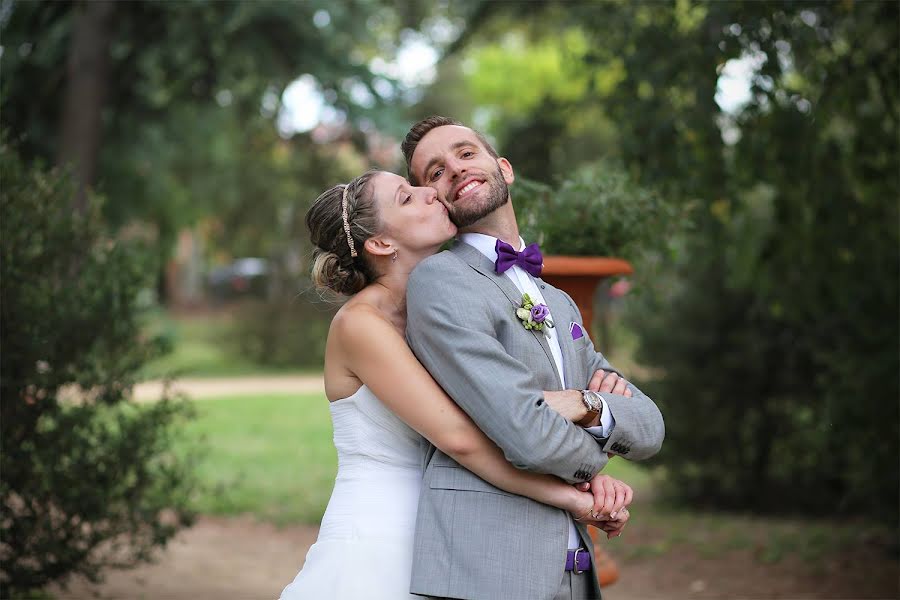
[335,306,613,518]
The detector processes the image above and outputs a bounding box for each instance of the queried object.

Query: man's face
[408,125,514,228]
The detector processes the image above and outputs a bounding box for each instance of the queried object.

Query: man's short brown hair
[402,116,499,184]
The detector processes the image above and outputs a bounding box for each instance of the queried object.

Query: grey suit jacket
[406,241,664,600]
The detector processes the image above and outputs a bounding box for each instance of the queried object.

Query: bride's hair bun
[306,170,381,296]
[310,249,368,296]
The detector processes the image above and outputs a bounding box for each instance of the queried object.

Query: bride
[280,170,632,599]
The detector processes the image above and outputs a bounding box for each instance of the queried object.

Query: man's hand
[588,369,633,397]
[542,390,588,423]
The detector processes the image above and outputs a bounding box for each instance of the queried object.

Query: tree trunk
[58,0,115,213]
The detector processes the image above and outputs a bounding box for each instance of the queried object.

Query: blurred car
[207,257,269,302]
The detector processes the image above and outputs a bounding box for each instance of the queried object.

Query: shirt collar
[459,232,526,263]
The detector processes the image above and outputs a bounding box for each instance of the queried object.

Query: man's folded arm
[556,288,665,461]
[584,339,665,461]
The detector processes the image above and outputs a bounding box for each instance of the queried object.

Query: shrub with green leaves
[0,142,196,596]
[513,161,681,259]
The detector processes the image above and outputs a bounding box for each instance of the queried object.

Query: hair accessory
[340,184,358,258]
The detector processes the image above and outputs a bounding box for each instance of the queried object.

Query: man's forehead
[413,126,480,160]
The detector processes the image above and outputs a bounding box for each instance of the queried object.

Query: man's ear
[497,157,515,185]
[363,235,395,258]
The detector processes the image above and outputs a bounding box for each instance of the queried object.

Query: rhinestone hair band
[340,184,358,258]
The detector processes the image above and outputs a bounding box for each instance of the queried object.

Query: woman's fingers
[609,482,627,518]
[623,483,633,508]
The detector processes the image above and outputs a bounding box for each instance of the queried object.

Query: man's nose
[447,156,466,179]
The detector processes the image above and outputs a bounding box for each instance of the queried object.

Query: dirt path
[132,375,325,402]
[53,515,897,600]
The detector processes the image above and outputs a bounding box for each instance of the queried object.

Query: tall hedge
[0,142,196,595]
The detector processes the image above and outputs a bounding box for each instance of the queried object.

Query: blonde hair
[307,170,381,296]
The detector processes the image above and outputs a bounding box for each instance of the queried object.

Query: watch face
[583,391,601,412]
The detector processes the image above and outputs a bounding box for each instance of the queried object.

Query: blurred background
[1,1,897,598]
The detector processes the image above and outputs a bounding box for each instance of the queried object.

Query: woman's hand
[542,390,587,423]
[571,476,634,539]
[574,474,633,522]
[598,508,630,539]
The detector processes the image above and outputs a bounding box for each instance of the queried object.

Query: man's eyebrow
[422,141,477,178]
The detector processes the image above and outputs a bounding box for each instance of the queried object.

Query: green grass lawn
[178,393,338,525]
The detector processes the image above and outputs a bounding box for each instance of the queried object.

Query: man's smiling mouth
[455,179,484,201]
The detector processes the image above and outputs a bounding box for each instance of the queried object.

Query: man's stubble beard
[446,168,509,229]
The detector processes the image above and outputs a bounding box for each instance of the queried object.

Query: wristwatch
[577,390,604,427]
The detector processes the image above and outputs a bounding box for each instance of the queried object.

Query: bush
[226,290,337,369]
[513,161,681,259]
[0,142,196,595]
[631,121,899,522]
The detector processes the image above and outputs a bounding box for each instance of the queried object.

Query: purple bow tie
[495,240,543,277]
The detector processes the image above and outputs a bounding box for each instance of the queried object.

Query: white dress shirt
[460,232,615,548]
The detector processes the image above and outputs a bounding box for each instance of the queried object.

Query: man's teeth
[457,181,481,198]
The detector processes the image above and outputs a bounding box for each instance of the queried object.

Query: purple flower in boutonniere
[516,293,554,333]
[530,304,550,323]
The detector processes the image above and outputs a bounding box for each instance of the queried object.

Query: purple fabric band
[565,549,592,572]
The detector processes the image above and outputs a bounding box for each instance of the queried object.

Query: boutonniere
[515,293,554,333]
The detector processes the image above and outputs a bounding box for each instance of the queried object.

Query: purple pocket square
[569,322,584,340]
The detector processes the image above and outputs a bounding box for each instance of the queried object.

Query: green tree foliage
[0,0,433,296]
[0,143,196,595]
[446,0,899,519]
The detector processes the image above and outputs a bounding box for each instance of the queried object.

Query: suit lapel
[450,241,521,306]
[450,242,561,386]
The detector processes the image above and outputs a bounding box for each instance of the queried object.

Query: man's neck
[458,200,520,247]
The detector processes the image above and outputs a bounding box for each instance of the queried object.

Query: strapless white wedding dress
[280,385,428,599]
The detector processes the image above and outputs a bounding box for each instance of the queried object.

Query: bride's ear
[363,235,395,259]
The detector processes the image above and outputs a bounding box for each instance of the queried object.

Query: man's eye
[430,168,443,182]
[462,151,473,158]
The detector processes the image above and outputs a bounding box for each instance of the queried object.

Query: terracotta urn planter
[541,256,633,332]
[541,255,634,588]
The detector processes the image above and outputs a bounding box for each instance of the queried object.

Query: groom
[403,116,665,600]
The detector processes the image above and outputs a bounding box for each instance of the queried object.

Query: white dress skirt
[280,385,428,599]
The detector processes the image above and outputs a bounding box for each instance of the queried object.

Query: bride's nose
[422,188,437,204]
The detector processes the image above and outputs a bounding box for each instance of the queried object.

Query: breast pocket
[574,333,594,352]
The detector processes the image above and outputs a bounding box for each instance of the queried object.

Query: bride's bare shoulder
[331,295,392,340]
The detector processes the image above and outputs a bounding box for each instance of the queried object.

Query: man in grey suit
[402,116,665,600]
